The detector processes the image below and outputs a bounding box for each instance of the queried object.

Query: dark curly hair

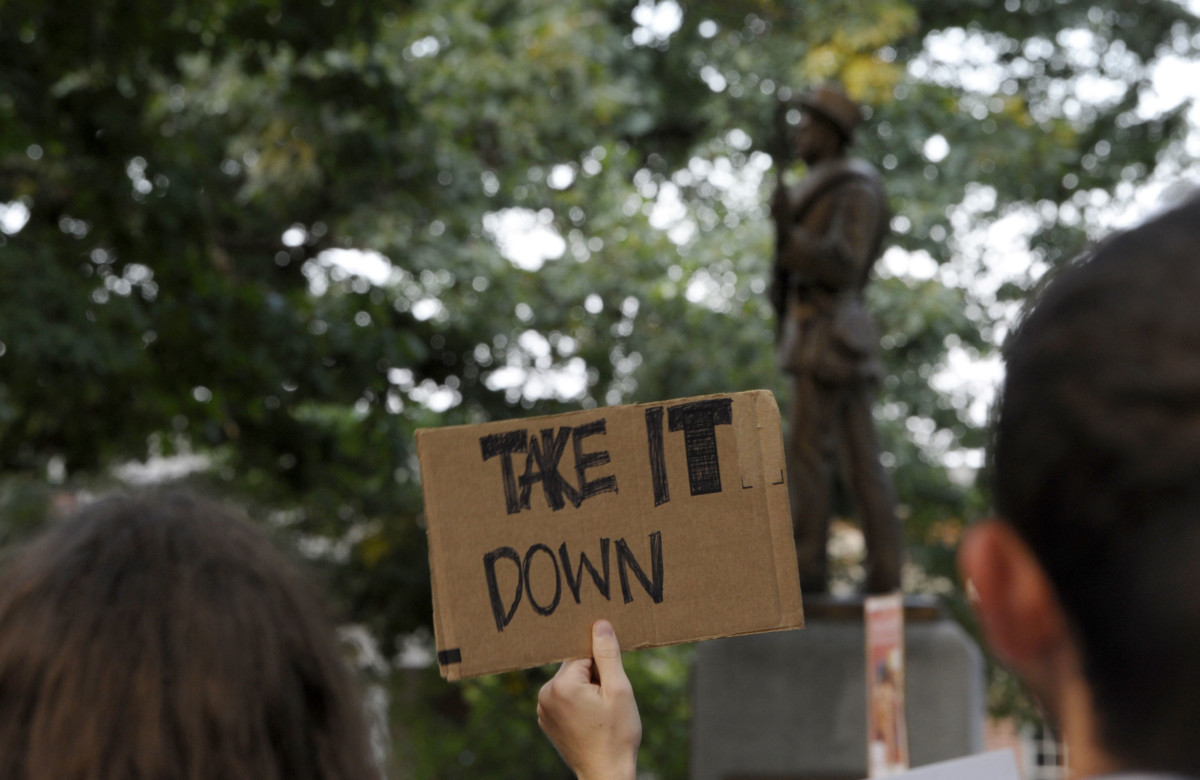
[992,192,1200,773]
[0,491,380,780]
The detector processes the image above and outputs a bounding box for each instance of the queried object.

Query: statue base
[689,595,984,780]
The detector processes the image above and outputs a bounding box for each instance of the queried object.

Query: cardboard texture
[416,390,805,680]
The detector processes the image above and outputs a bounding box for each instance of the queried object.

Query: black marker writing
[561,538,611,602]
[616,532,663,604]
[520,428,577,511]
[481,421,618,515]
[573,420,618,502]
[479,431,528,514]
[483,546,522,631]
[522,544,561,616]
[483,532,663,632]
[644,398,734,503]
[645,406,669,506]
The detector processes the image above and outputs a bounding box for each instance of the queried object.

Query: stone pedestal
[690,596,984,780]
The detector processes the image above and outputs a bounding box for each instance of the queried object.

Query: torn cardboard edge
[417,389,804,680]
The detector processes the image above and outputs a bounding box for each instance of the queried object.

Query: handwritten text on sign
[481,397,734,514]
[416,391,804,680]
[478,398,733,632]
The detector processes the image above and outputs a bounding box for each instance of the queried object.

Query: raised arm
[537,620,642,780]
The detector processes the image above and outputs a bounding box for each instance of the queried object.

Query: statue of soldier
[770,85,902,594]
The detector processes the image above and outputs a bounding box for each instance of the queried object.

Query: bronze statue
[770,85,902,594]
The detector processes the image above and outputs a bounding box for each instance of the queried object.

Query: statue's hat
[797,85,863,140]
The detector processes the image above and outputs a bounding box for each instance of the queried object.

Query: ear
[958,520,1068,672]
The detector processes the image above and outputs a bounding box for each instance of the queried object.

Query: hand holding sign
[537,620,642,780]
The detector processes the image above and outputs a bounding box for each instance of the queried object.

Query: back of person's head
[0,490,378,780]
[992,191,1200,773]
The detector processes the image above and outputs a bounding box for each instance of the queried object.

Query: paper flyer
[866,592,909,776]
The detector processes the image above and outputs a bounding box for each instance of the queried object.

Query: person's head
[794,85,860,164]
[0,490,379,780]
[962,192,1200,774]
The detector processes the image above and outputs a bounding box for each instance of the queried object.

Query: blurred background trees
[1,0,1196,775]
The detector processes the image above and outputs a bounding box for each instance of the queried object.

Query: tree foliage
[1,0,1196,775]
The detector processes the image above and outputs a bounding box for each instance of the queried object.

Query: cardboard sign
[416,390,804,679]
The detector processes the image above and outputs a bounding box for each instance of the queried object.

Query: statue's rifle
[769,96,794,327]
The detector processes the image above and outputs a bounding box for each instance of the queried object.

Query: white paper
[864,750,1019,780]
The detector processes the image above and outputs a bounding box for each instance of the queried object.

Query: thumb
[590,619,626,685]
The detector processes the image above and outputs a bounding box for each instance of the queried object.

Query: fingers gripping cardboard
[416,390,805,680]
